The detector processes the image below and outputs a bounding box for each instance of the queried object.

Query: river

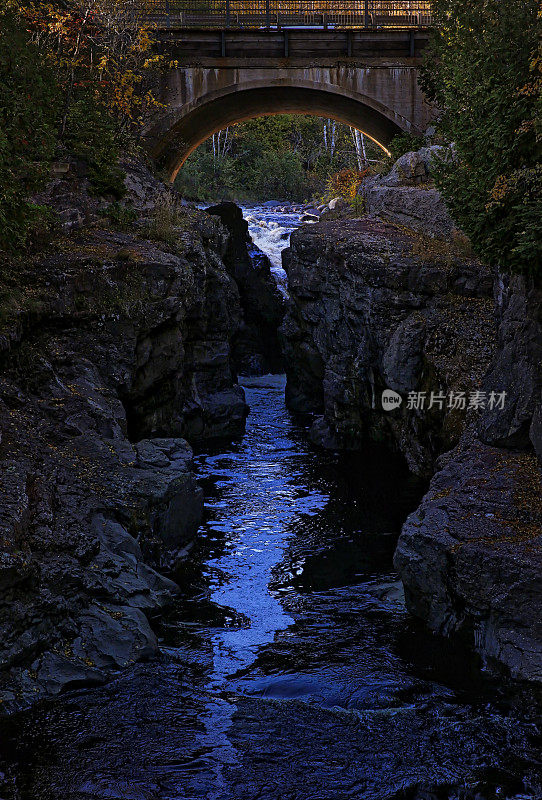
[0,208,541,799]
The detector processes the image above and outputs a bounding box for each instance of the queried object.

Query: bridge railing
[137,1,432,28]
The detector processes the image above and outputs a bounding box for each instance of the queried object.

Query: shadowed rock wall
[280,149,542,682]
[207,202,286,375]
[0,165,253,710]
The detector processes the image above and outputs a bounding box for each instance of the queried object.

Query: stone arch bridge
[144,28,434,180]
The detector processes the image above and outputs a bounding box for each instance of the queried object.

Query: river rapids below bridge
[0,208,542,800]
[244,204,305,283]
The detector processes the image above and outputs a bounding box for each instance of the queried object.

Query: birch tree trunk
[323,119,336,158]
[350,127,367,169]
[330,120,336,158]
[360,130,367,163]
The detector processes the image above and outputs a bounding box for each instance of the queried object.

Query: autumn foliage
[0,1,161,251]
[21,1,161,127]
[326,168,371,201]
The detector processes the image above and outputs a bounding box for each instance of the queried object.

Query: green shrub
[103,202,138,230]
[386,132,425,162]
[349,193,366,216]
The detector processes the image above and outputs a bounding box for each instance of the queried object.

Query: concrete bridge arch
[145,57,433,181]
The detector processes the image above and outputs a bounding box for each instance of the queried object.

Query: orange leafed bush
[325,167,371,200]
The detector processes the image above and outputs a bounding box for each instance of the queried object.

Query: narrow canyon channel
[1,209,541,800]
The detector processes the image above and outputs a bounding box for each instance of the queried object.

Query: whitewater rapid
[243,204,317,294]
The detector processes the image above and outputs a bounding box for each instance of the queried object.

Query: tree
[0,0,162,251]
[350,128,367,169]
[24,0,160,132]
[0,5,59,250]
[421,0,541,274]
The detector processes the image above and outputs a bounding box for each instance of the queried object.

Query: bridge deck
[156,27,429,60]
[140,1,432,29]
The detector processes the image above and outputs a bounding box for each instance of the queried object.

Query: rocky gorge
[0,147,541,799]
[0,163,284,711]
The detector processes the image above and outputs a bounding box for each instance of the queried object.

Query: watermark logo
[381,389,403,411]
[381,389,507,412]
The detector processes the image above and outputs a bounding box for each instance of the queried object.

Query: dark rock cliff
[395,274,542,683]
[0,165,279,710]
[207,202,285,376]
[281,150,542,682]
[281,217,495,477]
[480,274,542,456]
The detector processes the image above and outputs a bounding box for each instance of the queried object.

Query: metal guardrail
[138,1,432,28]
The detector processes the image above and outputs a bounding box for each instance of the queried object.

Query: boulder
[383,145,447,188]
[327,197,349,212]
[357,146,455,237]
[362,185,455,238]
[385,150,428,186]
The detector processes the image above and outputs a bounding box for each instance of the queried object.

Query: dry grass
[410,229,475,265]
[146,191,188,245]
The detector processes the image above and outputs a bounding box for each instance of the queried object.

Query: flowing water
[1,375,541,800]
[243,203,317,293]
[1,211,542,800]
